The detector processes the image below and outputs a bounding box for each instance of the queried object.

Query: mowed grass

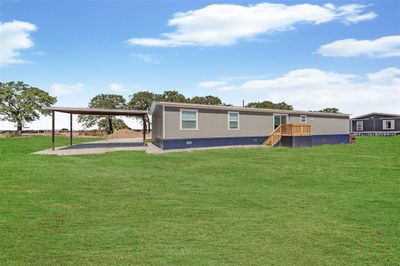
[0,136,399,265]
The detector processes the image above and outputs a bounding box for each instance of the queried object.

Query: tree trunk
[16,120,23,136]
[108,118,114,134]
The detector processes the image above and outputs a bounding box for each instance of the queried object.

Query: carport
[43,107,148,151]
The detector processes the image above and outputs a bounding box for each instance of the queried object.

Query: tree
[246,100,293,110]
[98,118,129,132]
[190,95,222,105]
[319,107,340,113]
[128,91,161,133]
[78,94,126,134]
[160,90,188,103]
[0,81,57,135]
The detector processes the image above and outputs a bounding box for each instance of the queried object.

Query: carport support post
[51,110,55,151]
[70,113,73,146]
[142,115,146,146]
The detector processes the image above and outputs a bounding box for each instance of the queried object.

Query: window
[300,115,307,123]
[383,120,395,130]
[356,121,363,131]
[228,112,239,130]
[180,109,198,130]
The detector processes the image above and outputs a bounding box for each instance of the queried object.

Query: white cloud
[241,69,356,90]
[333,4,377,24]
[198,80,228,88]
[367,68,400,84]
[318,35,400,58]
[127,2,376,47]
[0,20,38,67]
[108,83,128,93]
[200,68,400,116]
[50,83,85,96]
[130,53,164,64]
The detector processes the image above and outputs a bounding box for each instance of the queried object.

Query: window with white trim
[356,121,363,131]
[228,112,239,130]
[180,109,198,130]
[383,120,395,130]
[300,115,307,123]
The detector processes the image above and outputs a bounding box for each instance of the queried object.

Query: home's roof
[43,106,148,116]
[150,101,350,118]
[352,112,400,120]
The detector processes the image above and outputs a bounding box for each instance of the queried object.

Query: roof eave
[149,101,159,115]
[43,106,148,115]
[154,101,350,118]
[352,112,400,119]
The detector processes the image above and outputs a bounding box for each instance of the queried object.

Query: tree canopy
[78,94,127,134]
[127,90,223,132]
[127,91,161,133]
[128,91,160,111]
[319,107,340,113]
[160,90,188,103]
[246,100,293,110]
[97,118,129,133]
[0,81,57,134]
[190,95,222,105]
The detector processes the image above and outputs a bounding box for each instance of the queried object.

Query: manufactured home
[351,113,400,136]
[150,102,350,150]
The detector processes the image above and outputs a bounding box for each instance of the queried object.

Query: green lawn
[1,136,399,265]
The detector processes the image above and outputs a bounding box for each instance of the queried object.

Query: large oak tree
[127,91,160,133]
[78,94,127,134]
[0,81,57,135]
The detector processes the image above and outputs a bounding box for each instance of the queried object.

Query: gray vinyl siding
[164,106,273,139]
[289,115,349,135]
[394,119,400,131]
[151,105,163,145]
[163,106,349,139]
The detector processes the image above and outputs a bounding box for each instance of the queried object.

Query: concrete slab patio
[145,142,264,154]
[34,138,145,155]
[34,138,265,156]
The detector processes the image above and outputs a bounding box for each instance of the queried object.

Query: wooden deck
[264,124,311,147]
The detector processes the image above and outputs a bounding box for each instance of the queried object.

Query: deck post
[51,110,55,151]
[70,113,73,146]
[142,115,146,146]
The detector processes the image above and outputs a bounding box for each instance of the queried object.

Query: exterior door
[274,114,288,129]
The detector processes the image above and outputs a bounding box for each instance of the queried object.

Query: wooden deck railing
[265,124,311,147]
[281,124,311,136]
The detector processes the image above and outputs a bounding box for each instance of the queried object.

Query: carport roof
[43,106,148,116]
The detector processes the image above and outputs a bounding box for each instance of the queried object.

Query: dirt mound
[106,129,144,139]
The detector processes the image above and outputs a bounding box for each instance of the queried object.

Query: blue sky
[1,0,399,129]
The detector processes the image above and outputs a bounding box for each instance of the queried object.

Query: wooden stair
[264,124,282,147]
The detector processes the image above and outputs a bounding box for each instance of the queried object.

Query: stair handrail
[269,124,282,137]
[268,124,282,147]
